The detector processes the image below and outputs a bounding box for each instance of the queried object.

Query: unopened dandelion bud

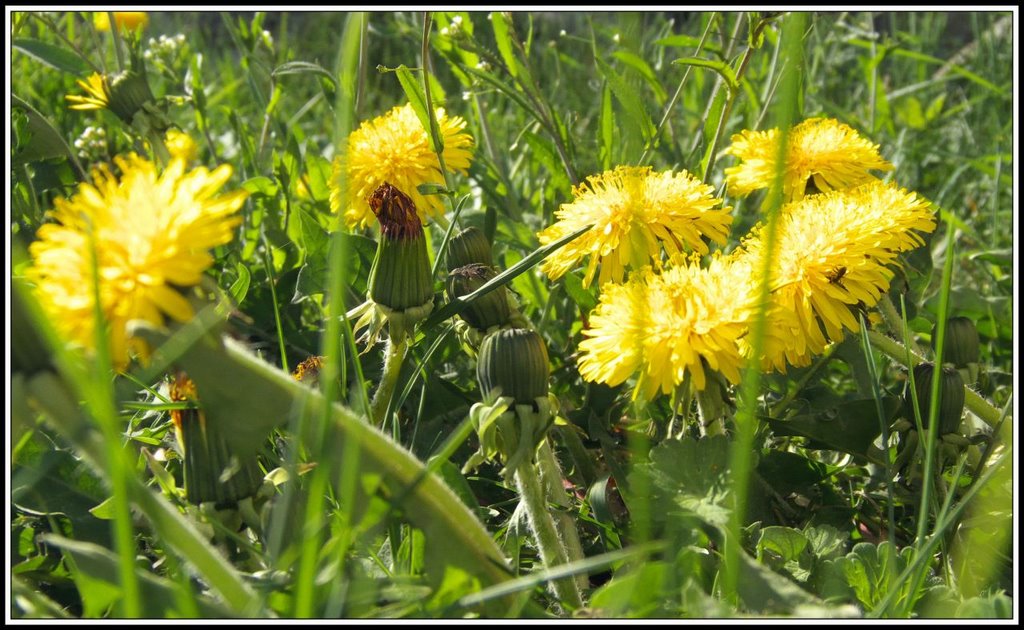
[106,68,157,125]
[447,264,510,332]
[446,226,493,270]
[170,372,263,506]
[935,317,980,367]
[477,328,550,405]
[907,362,966,435]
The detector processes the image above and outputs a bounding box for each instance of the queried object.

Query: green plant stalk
[536,439,588,595]
[85,229,140,618]
[863,330,1003,428]
[637,14,716,165]
[370,336,409,427]
[421,13,451,190]
[876,293,923,356]
[107,11,127,72]
[722,10,805,607]
[858,313,899,588]
[260,230,290,373]
[900,220,957,619]
[293,466,330,617]
[513,459,584,610]
[701,17,765,183]
[288,15,366,616]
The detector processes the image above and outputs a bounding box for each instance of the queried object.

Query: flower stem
[370,336,408,427]
[536,439,588,596]
[514,458,584,610]
[865,330,1003,428]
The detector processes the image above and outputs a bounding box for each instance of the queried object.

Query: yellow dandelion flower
[724,117,894,202]
[738,180,935,371]
[66,72,111,111]
[165,129,199,162]
[94,11,149,32]
[578,253,753,400]
[537,166,733,288]
[330,104,474,229]
[26,154,248,368]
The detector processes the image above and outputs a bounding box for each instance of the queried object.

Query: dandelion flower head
[330,103,473,229]
[94,11,149,32]
[724,117,894,202]
[537,166,733,287]
[737,180,935,370]
[165,129,199,162]
[578,253,754,399]
[27,154,248,368]
[66,73,111,111]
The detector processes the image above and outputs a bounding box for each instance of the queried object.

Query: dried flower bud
[366,183,434,339]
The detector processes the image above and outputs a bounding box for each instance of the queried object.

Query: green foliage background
[9,10,1015,619]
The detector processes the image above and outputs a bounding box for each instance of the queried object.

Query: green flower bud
[107,68,157,125]
[477,328,550,405]
[446,226,493,270]
[934,316,980,368]
[907,362,965,435]
[446,264,511,332]
[367,184,434,338]
[170,373,263,506]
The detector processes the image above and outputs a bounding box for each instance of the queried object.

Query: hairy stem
[370,336,408,427]
[536,439,588,596]
[514,458,584,610]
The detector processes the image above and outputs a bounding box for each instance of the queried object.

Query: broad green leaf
[763,397,901,461]
[490,11,520,78]
[562,271,598,312]
[395,64,438,152]
[130,323,520,615]
[803,524,846,561]
[242,175,280,198]
[599,82,614,170]
[612,50,667,103]
[758,526,809,564]
[12,95,76,166]
[228,261,251,306]
[293,231,374,302]
[955,591,1013,618]
[735,550,825,614]
[13,38,90,75]
[302,154,333,203]
[672,56,738,92]
[590,561,669,617]
[628,435,732,528]
[655,34,722,55]
[41,535,234,618]
[11,439,111,547]
[831,541,915,612]
[596,56,655,146]
[271,60,338,88]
